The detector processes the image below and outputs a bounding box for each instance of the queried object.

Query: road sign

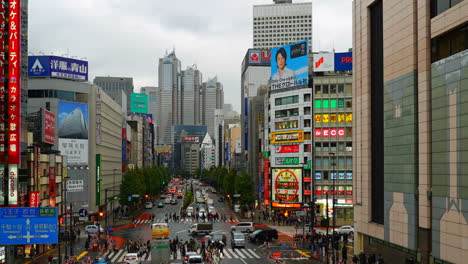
[132,194,140,198]
[0,207,58,245]
[296,211,307,216]
[78,209,88,217]
[233,194,241,198]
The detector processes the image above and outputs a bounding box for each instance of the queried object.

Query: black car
[248,229,278,242]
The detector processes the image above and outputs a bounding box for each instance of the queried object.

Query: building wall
[353,0,468,263]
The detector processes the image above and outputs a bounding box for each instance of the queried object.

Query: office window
[338,84,344,93]
[338,142,345,152]
[346,157,353,167]
[431,23,468,62]
[304,106,311,115]
[304,93,311,102]
[315,99,321,109]
[323,157,329,167]
[338,157,345,166]
[431,0,464,17]
[345,99,352,108]
[315,157,322,166]
[315,143,322,152]
[330,84,337,94]
[315,85,321,94]
[331,142,337,152]
[323,142,329,152]
[322,84,329,94]
[346,142,353,152]
[323,171,329,180]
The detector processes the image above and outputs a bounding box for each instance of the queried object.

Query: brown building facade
[353,0,467,263]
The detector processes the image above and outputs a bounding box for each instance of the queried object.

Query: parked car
[85,225,104,234]
[248,229,278,242]
[123,252,140,264]
[93,255,111,264]
[231,222,254,233]
[231,232,246,248]
[212,233,227,245]
[145,202,153,209]
[158,202,164,208]
[165,198,171,204]
[187,207,194,216]
[334,225,354,236]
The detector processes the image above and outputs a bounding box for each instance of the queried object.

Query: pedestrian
[377,254,384,264]
[358,251,367,264]
[352,255,359,264]
[368,254,376,264]
[48,254,53,264]
[342,245,348,264]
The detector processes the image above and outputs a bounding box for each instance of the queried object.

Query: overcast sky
[29,0,352,111]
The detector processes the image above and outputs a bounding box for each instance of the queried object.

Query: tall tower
[253,0,312,51]
[181,65,202,125]
[157,51,181,145]
[202,77,223,137]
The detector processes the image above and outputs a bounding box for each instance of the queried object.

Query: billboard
[248,49,271,64]
[275,145,300,153]
[275,157,300,166]
[334,52,352,71]
[313,53,334,72]
[58,101,89,165]
[272,168,302,203]
[42,109,56,144]
[270,40,308,91]
[183,136,199,143]
[270,130,304,144]
[130,93,148,114]
[314,128,346,137]
[96,154,102,206]
[28,56,88,81]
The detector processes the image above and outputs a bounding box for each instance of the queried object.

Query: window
[315,143,321,152]
[346,157,353,167]
[304,93,311,102]
[323,143,329,152]
[315,99,321,109]
[304,119,311,127]
[330,99,337,108]
[338,142,345,152]
[315,85,321,95]
[304,144,311,152]
[346,127,352,137]
[431,23,468,62]
[346,142,353,152]
[275,108,299,118]
[330,84,337,94]
[345,99,352,108]
[275,120,299,130]
[315,157,322,166]
[331,142,337,152]
[304,107,311,115]
[322,84,329,94]
[338,157,345,166]
[345,84,352,94]
[431,0,464,17]
[304,132,311,140]
[323,171,329,180]
[323,157,329,167]
[275,95,299,106]
[338,84,344,93]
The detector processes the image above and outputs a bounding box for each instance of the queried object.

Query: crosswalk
[102,247,261,262]
[132,218,239,224]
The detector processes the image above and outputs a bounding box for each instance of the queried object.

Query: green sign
[275,157,299,165]
[39,207,57,217]
[304,160,312,170]
[130,93,149,114]
[96,154,102,206]
[338,99,345,108]
[263,151,270,159]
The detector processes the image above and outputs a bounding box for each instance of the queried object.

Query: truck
[151,239,170,264]
[188,222,213,236]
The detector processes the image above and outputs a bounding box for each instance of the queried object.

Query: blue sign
[28,56,88,81]
[78,209,88,217]
[270,40,309,91]
[334,52,352,71]
[0,207,58,245]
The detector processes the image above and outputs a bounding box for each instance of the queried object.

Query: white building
[200,133,215,170]
[253,0,312,51]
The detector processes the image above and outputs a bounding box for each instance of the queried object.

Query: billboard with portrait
[58,101,89,165]
[272,168,302,203]
[270,40,308,91]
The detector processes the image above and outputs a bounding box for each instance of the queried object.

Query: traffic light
[145,194,149,198]
[98,211,105,217]
[227,194,231,198]
[284,211,289,217]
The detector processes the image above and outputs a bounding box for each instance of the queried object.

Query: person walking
[342,245,348,264]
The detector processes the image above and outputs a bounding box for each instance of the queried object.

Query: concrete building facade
[93,76,134,112]
[202,77,224,137]
[353,0,468,263]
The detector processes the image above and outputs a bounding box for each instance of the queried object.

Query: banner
[42,109,56,144]
[29,191,40,207]
[264,159,269,204]
[49,167,56,207]
[275,145,300,153]
[270,40,308,91]
[96,154,102,206]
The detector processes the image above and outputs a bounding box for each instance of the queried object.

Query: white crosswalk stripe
[247,248,261,258]
[106,249,152,262]
[132,219,152,224]
[132,218,240,224]
[221,248,260,259]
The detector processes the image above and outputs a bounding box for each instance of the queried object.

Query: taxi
[151,223,170,239]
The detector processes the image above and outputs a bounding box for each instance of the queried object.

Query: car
[85,225,104,234]
[187,207,194,216]
[158,202,164,208]
[212,233,227,245]
[183,251,198,264]
[123,252,140,264]
[187,255,204,264]
[334,225,354,236]
[231,222,254,233]
[165,198,171,204]
[218,197,224,202]
[171,199,177,205]
[93,255,111,264]
[160,194,166,199]
[248,229,278,242]
[211,189,217,194]
[145,202,153,209]
[231,232,246,248]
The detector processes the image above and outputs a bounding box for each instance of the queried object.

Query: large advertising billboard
[272,168,302,203]
[270,40,308,91]
[270,130,304,144]
[334,52,352,71]
[42,109,56,144]
[28,56,88,81]
[130,93,148,114]
[313,52,353,72]
[58,101,89,165]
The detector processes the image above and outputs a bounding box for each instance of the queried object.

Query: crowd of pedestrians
[168,235,225,264]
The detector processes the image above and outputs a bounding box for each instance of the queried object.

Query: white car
[334,225,354,235]
[145,202,153,209]
[84,225,104,234]
[187,255,204,264]
[123,252,140,264]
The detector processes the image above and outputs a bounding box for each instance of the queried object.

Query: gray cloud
[29,0,352,112]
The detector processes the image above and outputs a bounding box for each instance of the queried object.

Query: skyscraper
[157,51,181,145]
[253,0,312,51]
[202,77,224,137]
[181,65,202,125]
[93,77,134,111]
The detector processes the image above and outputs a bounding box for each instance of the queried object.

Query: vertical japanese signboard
[0,1,6,161]
[42,109,55,144]
[49,167,56,207]
[96,154,101,206]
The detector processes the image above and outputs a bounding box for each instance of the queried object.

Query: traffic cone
[292,242,297,249]
[290,252,294,259]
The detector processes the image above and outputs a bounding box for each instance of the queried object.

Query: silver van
[231,232,246,248]
[231,222,254,233]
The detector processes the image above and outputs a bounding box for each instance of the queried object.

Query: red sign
[7,0,21,165]
[315,57,324,69]
[264,159,269,203]
[314,128,346,138]
[0,3,5,159]
[262,50,271,60]
[274,169,299,202]
[346,190,353,195]
[43,109,56,144]
[271,202,301,208]
[49,167,56,207]
[250,52,259,62]
[183,136,199,142]
[275,145,300,153]
[304,190,311,195]
[29,191,40,207]
[304,177,311,183]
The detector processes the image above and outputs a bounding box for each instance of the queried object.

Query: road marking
[223,249,232,258]
[296,250,310,258]
[176,230,187,234]
[242,249,253,258]
[247,249,260,258]
[236,249,246,258]
[240,258,248,264]
[76,251,88,260]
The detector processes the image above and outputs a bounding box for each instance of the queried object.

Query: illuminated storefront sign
[270,131,304,144]
[275,145,300,153]
[272,169,302,203]
[275,157,300,165]
[264,159,269,204]
[271,202,302,208]
[315,113,352,123]
[314,128,346,137]
[274,120,299,130]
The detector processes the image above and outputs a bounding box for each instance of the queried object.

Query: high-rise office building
[253,0,312,51]
[353,1,468,263]
[141,86,158,123]
[202,77,224,137]
[181,65,202,125]
[93,77,134,111]
[157,51,181,145]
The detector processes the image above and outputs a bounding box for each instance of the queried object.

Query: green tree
[235,170,255,209]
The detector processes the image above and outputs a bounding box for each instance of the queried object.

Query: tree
[235,170,255,209]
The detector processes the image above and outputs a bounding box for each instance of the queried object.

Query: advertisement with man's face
[270,40,309,91]
[58,101,89,165]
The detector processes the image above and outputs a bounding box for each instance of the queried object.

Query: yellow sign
[270,131,304,144]
[346,113,353,122]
